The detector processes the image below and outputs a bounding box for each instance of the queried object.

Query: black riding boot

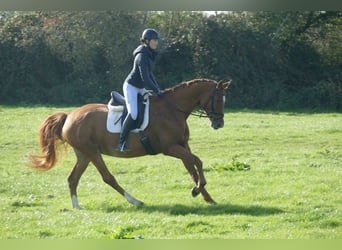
[117,114,136,152]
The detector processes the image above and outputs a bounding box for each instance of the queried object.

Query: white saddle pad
[106,100,149,133]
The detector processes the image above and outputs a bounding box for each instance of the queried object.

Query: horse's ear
[222,80,232,89]
[216,80,224,89]
[217,80,232,89]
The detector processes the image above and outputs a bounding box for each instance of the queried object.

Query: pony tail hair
[28,112,68,171]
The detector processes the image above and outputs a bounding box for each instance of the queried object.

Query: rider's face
[148,39,159,50]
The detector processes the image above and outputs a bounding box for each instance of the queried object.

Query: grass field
[0,106,341,239]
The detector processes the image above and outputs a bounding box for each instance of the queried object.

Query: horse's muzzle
[212,121,224,129]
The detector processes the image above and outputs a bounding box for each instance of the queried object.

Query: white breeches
[123,81,147,120]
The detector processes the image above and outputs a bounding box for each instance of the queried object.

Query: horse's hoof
[136,200,144,206]
[124,191,144,206]
[206,199,217,205]
[191,187,200,197]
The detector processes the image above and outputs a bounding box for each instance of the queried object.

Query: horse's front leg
[191,154,216,204]
[186,154,205,195]
[165,144,216,204]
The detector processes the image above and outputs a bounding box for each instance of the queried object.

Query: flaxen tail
[29,112,68,171]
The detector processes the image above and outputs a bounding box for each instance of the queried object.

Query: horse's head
[201,80,232,129]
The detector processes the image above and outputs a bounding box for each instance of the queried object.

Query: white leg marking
[72,195,82,209]
[124,191,144,206]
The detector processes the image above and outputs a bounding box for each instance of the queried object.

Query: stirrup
[117,142,130,152]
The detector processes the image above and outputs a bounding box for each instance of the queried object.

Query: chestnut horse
[29,78,232,209]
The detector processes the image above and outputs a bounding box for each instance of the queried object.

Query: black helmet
[141,28,160,41]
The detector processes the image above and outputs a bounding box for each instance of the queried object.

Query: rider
[117,28,164,152]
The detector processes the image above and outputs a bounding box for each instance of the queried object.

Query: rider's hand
[156,90,164,98]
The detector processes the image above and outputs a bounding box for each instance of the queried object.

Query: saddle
[106,91,150,133]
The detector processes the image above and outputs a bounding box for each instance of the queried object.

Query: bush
[0,11,341,111]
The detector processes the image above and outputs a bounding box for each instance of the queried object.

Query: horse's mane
[164,78,215,93]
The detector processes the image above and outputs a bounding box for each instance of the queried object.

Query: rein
[164,98,207,118]
[163,86,224,120]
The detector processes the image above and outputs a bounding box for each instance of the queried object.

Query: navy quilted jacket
[125,44,160,93]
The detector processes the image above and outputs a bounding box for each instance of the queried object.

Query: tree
[0,11,341,110]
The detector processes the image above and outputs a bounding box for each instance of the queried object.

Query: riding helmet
[141,28,160,41]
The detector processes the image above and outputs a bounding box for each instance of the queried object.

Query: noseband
[201,86,225,121]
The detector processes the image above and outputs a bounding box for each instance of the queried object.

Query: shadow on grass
[105,203,284,216]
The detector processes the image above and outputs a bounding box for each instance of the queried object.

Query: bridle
[202,86,225,121]
[164,85,225,120]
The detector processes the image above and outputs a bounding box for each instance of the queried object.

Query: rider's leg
[117,114,136,152]
[117,82,139,152]
[123,82,139,120]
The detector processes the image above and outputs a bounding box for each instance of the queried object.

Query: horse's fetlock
[68,176,77,186]
[102,175,115,185]
[197,181,206,189]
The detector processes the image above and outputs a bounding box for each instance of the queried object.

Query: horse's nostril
[212,122,223,129]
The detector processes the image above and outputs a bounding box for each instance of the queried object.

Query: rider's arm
[136,53,161,94]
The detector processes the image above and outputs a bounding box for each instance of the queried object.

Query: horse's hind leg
[68,149,90,209]
[90,153,144,206]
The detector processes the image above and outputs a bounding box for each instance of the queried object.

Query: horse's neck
[166,82,212,115]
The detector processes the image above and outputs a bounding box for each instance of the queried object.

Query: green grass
[0,106,341,239]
